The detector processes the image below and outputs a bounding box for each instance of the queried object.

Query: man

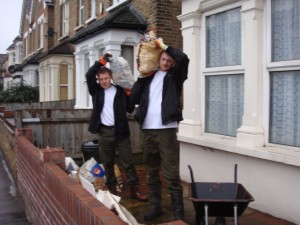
[129,40,189,220]
[85,54,147,202]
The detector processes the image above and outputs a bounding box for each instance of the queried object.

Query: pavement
[0,151,31,225]
[0,151,297,225]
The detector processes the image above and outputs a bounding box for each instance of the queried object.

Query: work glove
[124,87,131,96]
[99,53,112,65]
[154,38,168,50]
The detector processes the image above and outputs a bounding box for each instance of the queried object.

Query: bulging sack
[136,31,163,77]
[109,57,135,89]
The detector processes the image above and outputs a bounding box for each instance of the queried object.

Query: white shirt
[143,70,178,129]
[101,85,116,126]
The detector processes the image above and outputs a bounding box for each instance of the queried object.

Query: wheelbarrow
[188,164,254,225]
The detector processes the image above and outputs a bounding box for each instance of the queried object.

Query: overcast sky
[0,0,23,53]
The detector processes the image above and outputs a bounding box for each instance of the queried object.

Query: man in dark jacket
[129,40,189,221]
[85,54,147,202]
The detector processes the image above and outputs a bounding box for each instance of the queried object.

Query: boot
[130,186,148,202]
[143,205,163,221]
[171,191,185,220]
[143,187,163,221]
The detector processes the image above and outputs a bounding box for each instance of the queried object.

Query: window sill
[178,133,300,167]
[106,0,128,12]
[58,34,69,41]
[85,17,96,25]
[74,25,84,31]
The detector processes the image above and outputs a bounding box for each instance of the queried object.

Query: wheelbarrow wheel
[215,216,226,225]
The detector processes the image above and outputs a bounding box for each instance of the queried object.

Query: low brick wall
[0,108,18,181]
[17,132,125,225]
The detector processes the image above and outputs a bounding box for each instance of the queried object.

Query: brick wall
[0,107,18,181]
[133,0,182,49]
[16,131,125,225]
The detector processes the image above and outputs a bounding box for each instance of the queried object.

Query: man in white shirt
[86,54,147,202]
[130,41,190,221]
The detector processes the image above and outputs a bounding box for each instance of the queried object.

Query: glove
[99,53,112,65]
[154,38,168,50]
[125,87,131,96]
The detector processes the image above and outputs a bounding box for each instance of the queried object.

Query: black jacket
[129,46,189,128]
[86,61,133,140]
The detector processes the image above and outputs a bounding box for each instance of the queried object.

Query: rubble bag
[136,40,162,77]
[109,57,135,89]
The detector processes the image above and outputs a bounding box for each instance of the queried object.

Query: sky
[0,0,23,53]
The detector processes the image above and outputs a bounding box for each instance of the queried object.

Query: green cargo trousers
[99,126,139,189]
[140,128,183,199]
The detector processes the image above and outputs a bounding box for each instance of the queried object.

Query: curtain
[272,0,300,61]
[205,74,244,137]
[269,71,300,147]
[206,7,241,67]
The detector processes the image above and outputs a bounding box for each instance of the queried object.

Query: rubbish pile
[65,157,139,225]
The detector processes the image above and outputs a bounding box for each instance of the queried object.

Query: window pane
[60,64,68,84]
[272,0,300,61]
[269,71,300,147]
[205,74,244,136]
[206,7,241,67]
[121,45,133,72]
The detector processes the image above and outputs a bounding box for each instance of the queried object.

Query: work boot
[143,205,163,221]
[130,186,148,202]
[171,191,185,220]
[143,187,163,221]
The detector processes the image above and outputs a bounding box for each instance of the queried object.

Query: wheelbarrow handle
[188,165,195,183]
[234,164,238,184]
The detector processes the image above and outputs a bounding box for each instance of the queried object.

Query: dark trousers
[99,126,138,189]
[140,128,183,200]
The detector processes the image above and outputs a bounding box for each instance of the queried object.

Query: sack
[109,57,135,89]
[136,31,163,77]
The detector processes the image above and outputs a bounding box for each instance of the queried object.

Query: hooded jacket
[129,46,189,128]
[86,61,133,140]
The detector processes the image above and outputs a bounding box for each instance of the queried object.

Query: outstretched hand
[99,53,112,65]
[154,38,168,50]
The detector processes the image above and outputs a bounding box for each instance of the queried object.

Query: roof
[37,42,75,61]
[70,3,147,44]
[11,42,75,73]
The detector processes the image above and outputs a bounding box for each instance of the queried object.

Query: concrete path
[0,151,31,225]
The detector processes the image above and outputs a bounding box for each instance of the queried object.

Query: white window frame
[106,0,128,12]
[24,32,29,58]
[61,0,69,37]
[48,65,52,100]
[201,2,244,137]
[38,15,44,50]
[263,0,300,149]
[79,0,84,25]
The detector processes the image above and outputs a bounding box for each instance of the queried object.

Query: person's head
[159,51,175,72]
[97,66,112,89]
